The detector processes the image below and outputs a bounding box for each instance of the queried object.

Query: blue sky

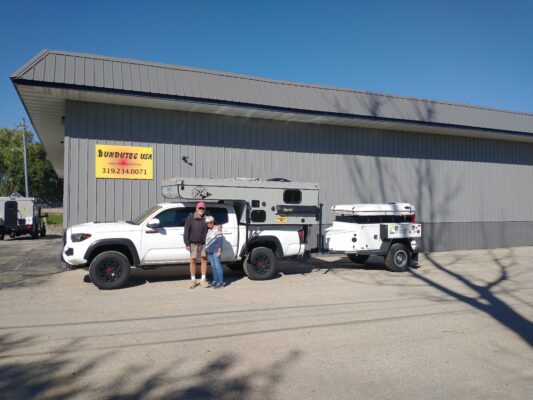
[1,0,532,133]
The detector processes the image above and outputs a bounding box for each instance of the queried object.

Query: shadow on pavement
[0,332,301,399]
[410,249,533,347]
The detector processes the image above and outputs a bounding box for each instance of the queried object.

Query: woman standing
[204,216,225,288]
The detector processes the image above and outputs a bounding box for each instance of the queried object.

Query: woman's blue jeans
[208,252,224,284]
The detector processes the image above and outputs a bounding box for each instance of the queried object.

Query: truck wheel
[89,251,131,290]
[385,243,411,272]
[244,247,277,280]
[347,254,369,264]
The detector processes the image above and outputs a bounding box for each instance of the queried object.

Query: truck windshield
[128,206,162,225]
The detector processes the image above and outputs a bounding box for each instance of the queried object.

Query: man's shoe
[189,280,198,289]
[200,280,210,288]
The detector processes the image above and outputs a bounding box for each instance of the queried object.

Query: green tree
[0,127,63,202]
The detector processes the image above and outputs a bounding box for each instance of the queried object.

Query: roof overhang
[13,80,533,179]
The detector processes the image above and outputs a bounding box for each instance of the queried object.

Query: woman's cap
[205,216,215,223]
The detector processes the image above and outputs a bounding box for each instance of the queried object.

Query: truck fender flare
[84,239,140,266]
[241,236,284,259]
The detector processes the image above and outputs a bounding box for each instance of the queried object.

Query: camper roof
[161,177,319,201]
[161,177,318,191]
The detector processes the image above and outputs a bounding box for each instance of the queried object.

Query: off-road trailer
[0,194,47,240]
[321,203,422,272]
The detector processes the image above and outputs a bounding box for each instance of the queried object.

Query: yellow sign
[96,144,153,179]
[276,216,288,223]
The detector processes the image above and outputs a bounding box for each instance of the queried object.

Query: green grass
[46,214,63,225]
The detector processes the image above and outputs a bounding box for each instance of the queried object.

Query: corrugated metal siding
[64,101,533,251]
[14,50,533,136]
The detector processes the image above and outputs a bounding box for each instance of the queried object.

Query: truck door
[207,207,238,261]
[140,207,193,264]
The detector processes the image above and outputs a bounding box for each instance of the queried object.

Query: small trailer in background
[324,203,421,272]
[0,194,47,240]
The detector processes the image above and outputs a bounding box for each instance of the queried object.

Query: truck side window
[156,208,194,228]
[283,190,301,204]
[155,209,179,228]
[206,208,229,225]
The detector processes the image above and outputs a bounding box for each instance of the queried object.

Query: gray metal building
[11,49,533,251]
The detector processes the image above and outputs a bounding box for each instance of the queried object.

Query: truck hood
[70,221,141,234]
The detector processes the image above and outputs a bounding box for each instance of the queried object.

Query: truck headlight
[71,233,92,242]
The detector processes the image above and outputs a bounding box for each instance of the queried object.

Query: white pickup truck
[62,202,308,289]
[324,203,422,272]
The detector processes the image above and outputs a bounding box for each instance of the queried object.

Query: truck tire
[89,250,131,290]
[243,247,277,280]
[385,243,411,272]
[347,254,369,264]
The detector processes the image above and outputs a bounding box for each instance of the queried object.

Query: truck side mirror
[147,218,160,228]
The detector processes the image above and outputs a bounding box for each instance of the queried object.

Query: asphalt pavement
[0,238,531,399]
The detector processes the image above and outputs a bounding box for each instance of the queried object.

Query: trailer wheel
[89,250,131,290]
[347,254,369,264]
[244,247,277,280]
[385,243,411,272]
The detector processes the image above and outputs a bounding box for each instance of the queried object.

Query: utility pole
[21,118,29,197]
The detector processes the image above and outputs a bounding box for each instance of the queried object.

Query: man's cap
[196,202,206,209]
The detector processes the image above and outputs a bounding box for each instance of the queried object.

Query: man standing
[184,202,209,288]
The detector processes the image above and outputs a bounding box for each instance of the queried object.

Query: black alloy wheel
[243,247,277,280]
[89,250,131,290]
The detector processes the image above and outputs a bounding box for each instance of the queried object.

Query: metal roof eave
[13,78,533,143]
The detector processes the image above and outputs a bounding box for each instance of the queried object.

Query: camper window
[283,190,302,204]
